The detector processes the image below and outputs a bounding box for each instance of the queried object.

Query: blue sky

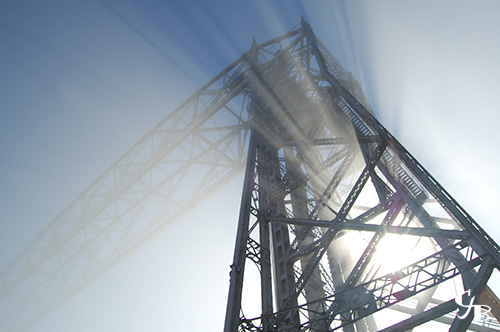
[1,1,500,331]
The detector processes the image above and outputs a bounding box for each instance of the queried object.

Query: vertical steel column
[283,145,329,330]
[256,141,277,331]
[224,129,258,332]
[263,144,301,329]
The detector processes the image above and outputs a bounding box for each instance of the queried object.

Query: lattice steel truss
[223,20,500,332]
[2,19,500,332]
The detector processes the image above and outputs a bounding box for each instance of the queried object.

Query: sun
[344,230,438,281]
[371,233,423,275]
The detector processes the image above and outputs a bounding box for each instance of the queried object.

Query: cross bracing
[1,19,500,332]
[222,20,500,332]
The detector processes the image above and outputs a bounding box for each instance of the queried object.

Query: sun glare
[371,233,422,275]
[345,229,437,282]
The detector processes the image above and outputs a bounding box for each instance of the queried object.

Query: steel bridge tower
[2,19,500,332]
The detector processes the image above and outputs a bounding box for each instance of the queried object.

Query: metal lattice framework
[222,20,500,332]
[1,19,500,332]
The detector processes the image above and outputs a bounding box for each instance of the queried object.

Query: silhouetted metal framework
[1,19,500,332]
[223,20,500,332]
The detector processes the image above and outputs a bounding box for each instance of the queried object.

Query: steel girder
[0,39,255,331]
